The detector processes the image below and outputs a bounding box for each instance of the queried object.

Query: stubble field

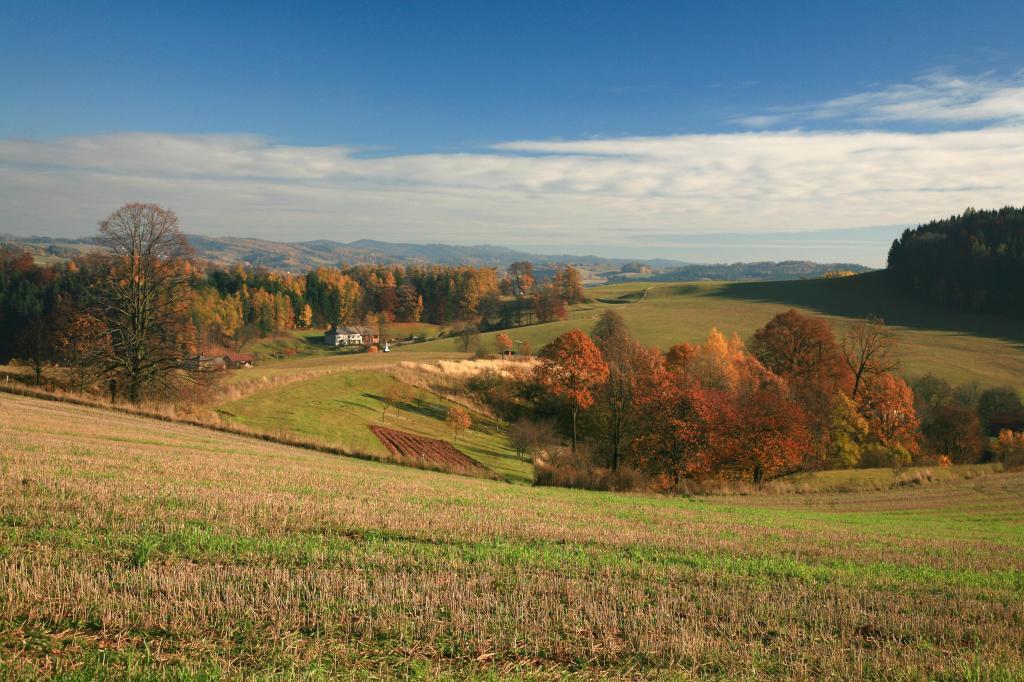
[1,392,1022,679]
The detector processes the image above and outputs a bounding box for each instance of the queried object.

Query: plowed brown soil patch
[370,425,484,472]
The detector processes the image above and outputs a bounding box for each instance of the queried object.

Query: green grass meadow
[410,272,1024,389]
[217,369,531,482]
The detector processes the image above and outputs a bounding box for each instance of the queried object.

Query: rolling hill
[410,271,1024,389]
[216,366,530,482]
[2,391,1022,678]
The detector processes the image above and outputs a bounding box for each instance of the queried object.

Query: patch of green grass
[409,273,1024,388]
[217,370,530,482]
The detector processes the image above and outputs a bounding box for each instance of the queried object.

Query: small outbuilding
[224,353,255,369]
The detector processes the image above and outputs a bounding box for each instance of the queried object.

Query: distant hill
[887,206,1024,316]
[1,233,683,272]
[183,235,549,270]
[609,261,872,283]
[182,235,696,272]
[2,232,868,282]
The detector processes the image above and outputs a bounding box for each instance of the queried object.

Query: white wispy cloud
[3,72,1024,259]
[734,71,1024,127]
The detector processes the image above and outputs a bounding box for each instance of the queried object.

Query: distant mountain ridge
[1,232,691,271]
[2,232,871,281]
[621,260,872,283]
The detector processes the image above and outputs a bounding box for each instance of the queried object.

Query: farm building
[224,353,255,369]
[185,353,253,370]
[324,325,381,347]
[187,355,228,371]
[989,419,1024,438]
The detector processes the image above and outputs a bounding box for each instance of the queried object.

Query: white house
[325,325,363,346]
[324,325,381,347]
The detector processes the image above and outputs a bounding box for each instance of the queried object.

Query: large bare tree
[842,316,898,399]
[93,203,195,403]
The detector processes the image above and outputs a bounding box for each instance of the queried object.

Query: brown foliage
[495,332,514,355]
[857,373,920,455]
[535,330,609,453]
[632,330,813,484]
[94,203,197,403]
[751,309,853,400]
[922,403,984,463]
[534,283,567,323]
[445,405,472,441]
[508,417,558,461]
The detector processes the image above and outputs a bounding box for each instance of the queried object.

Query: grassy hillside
[2,393,1022,679]
[217,368,530,482]
[411,272,1024,388]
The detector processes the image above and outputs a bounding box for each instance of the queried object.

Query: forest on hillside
[0,205,589,400]
[886,207,1024,316]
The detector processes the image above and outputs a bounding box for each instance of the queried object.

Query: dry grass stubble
[1,393,1022,678]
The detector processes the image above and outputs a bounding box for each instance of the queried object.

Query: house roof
[990,419,1024,437]
[327,325,377,335]
[224,353,254,363]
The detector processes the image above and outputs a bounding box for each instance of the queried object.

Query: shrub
[859,444,912,470]
[532,446,648,492]
[996,430,1024,470]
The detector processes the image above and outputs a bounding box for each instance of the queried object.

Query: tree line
[0,203,587,402]
[887,206,1024,315]
[475,309,1022,489]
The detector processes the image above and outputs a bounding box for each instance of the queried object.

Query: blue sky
[3,1,1024,264]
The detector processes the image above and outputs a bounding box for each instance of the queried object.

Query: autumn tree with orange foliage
[58,312,111,392]
[534,283,567,323]
[683,329,812,481]
[446,405,472,442]
[751,310,854,464]
[553,265,586,304]
[630,362,709,484]
[495,332,513,356]
[751,309,853,400]
[703,374,812,482]
[502,261,535,297]
[856,373,920,455]
[535,330,609,454]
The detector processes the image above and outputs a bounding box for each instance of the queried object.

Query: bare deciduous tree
[842,316,898,399]
[92,203,196,403]
[508,417,558,461]
[383,382,414,420]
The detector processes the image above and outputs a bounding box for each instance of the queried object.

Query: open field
[216,368,530,482]
[2,392,1023,679]
[215,349,469,386]
[371,425,485,473]
[410,272,1024,389]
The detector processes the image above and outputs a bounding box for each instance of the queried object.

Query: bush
[996,430,1024,470]
[859,444,912,470]
[532,446,648,492]
[467,369,505,393]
